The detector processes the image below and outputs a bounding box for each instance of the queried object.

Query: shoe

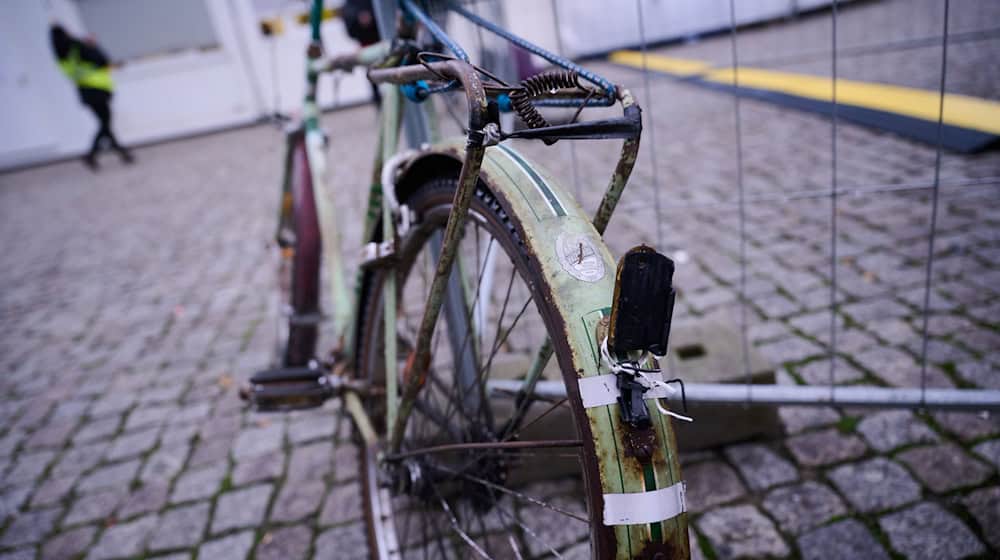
[119,149,135,164]
[82,153,98,171]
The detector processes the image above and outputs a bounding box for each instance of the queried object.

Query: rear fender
[395,140,689,559]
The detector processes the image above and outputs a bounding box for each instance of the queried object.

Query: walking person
[49,25,133,170]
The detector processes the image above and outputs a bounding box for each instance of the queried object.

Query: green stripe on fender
[495,143,567,217]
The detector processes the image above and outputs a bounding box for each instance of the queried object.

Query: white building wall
[0,0,838,170]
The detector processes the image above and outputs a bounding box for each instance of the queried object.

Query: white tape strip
[578,372,675,408]
[603,482,687,526]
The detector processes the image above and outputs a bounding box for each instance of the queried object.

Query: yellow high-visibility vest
[58,47,113,92]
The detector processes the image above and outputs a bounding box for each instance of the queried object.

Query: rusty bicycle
[242,1,690,557]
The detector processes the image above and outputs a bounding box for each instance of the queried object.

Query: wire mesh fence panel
[492,0,1000,413]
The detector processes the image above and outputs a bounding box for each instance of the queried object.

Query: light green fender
[396,139,689,559]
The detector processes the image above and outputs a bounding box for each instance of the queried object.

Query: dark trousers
[79,88,124,156]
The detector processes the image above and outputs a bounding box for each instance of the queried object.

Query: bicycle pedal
[608,245,676,356]
[241,367,333,411]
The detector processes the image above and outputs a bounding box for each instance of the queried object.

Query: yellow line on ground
[609,50,710,77]
[612,50,1000,136]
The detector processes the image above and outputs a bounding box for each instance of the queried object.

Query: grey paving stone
[932,411,1000,442]
[696,504,789,559]
[256,525,312,560]
[332,444,359,481]
[3,450,57,485]
[139,385,185,405]
[797,518,889,560]
[683,461,747,513]
[856,410,939,452]
[188,435,235,468]
[723,443,798,491]
[314,523,369,560]
[828,457,922,513]
[197,530,255,560]
[105,427,160,462]
[197,414,242,442]
[795,358,864,385]
[785,428,867,467]
[0,549,36,560]
[270,480,325,523]
[756,336,824,365]
[125,405,177,431]
[0,507,61,547]
[897,444,993,493]
[232,451,284,486]
[962,486,1000,549]
[117,482,169,519]
[170,402,211,426]
[287,441,334,483]
[762,481,846,535]
[0,486,32,521]
[210,484,273,534]
[879,502,984,560]
[288,418,336,444]
[973,438,1000,471]
[24,420,76,450]
[30,474,78,508]
[73,417,122,445]
[318,482,363,526]
[160,424,199,448]
[77,459,141,493]
[89,394,136,419]
[170,461,228,504]
[866,317,917,346]
[42,525,97,560]
[140,444,189,482]
[62,489,125,526]
[853,346,953,388]
[231,424,284,460]
[956,361,1000,389]
[832,327,881,355]
[85,513,158,560]
[841,297,912,323]
[0,431,26,458]
[50,442,109,478]
[148,501,210,551]
[755,293,804,319]
[777,406,840,434]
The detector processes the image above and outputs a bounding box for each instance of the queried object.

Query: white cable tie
[599,336,693,422]
[654,398,694,422]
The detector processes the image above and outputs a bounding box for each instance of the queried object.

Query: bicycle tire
[279,138,321,367]
[356,176,619,559]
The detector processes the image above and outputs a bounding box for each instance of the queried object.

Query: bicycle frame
[274,1,688,556]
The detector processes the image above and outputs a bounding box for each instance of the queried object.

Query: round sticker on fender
[556,232,605,283]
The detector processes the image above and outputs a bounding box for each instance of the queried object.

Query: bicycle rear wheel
[275,137,321,367]
[357,176,613,558]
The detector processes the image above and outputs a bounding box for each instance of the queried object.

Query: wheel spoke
[431,482,492,559]
[429,464,589,524]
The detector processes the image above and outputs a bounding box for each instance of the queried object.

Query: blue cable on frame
[447,1,617,100]
[401,80,431,103]
[399,0,469,62]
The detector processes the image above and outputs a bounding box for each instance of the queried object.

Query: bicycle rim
[357,177,609,559]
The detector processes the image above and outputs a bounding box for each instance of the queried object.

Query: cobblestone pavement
[2,1,999,558]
